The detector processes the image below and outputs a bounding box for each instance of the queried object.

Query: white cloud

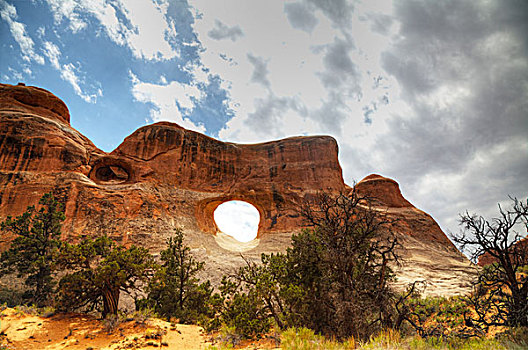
[208,19,244,41]
[45,0,87,32]
[7,0,522,244]
[190,0,334,141]
[284,2,318,33]
[6,67,23,81]
[0,1,45,64]
[119,0,179,60]
[42,41,61,69]
[40,39,102,104]
[188,0,528,239]
[43,0,178,60]
[130,71,205,132]
[61,63,102,103]
[36,26,46,38]
[188,0,394,146]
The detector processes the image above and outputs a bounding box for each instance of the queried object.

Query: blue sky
[1,0,527,241]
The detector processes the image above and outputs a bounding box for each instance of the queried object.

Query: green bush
[218,277,271,339]
[213,191,401,341]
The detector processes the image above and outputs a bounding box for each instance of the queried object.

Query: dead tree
[451,197,528,328]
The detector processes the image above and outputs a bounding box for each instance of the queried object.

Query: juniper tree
[223,190,400,341]
[286,190,399,340]
[57,235,156,318]
[0,192,64,306]
[145,229,218,323]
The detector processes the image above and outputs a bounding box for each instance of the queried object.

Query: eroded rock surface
[0,83,475,296]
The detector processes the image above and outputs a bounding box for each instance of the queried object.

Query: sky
[1,0,527,243]
[214,201,259,242]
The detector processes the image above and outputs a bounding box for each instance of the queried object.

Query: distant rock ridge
[0,83,474,296]
[477,237,528,266]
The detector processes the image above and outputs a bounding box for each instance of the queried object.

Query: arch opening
[214,200,260,242]
[95,165,129,184]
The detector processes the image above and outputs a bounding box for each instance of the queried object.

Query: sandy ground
[0,308,279,350]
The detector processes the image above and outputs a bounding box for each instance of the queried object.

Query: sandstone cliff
[0,83,475,296]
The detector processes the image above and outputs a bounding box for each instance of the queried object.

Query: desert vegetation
[0,192,527,349]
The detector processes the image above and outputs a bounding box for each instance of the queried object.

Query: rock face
[108,121,345,234]
[0,83,475,296]
[355,174,455,247]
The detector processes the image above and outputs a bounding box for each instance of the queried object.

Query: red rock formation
[0,83,473,295]
[0,83,103,222]
[355,174,456,247]
[106,121,345,234]
[0,83,70,124]
[0,83,346,239]
[355,174,412,208]
[0,82,459,245]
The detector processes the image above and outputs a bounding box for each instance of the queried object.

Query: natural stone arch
[89,156,134,185]
[195,196,265,238]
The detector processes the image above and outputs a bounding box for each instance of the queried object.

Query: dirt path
[0,308,213,350]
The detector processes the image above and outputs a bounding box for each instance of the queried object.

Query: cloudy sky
[1,0,527,242]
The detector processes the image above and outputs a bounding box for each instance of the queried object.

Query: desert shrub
[220,252,291,332]
[14,304,39,315]
[361,329,400,349]
[38,306,55,317]
[282,191,399,341]
[217,276,271,339]
[405,336,507,350]
[216,325,241,347]
[128,307,156,325]
[217,190,399,341]
[496,327,528,349]
[205,340,235,350]
[403,296,476,339]
[281,327,355,350]
[102,314,120,334]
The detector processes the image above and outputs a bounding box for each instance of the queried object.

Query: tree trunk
[102,287,120,318]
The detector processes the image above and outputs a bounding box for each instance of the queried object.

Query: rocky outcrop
[0,84,103,222]
[355,174,412,208]
[354,174,474,294]
[0,83,475,296]
[355,174,456,247]
[0,83,70,124]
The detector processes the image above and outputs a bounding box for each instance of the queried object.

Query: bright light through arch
[214,201,260,242]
